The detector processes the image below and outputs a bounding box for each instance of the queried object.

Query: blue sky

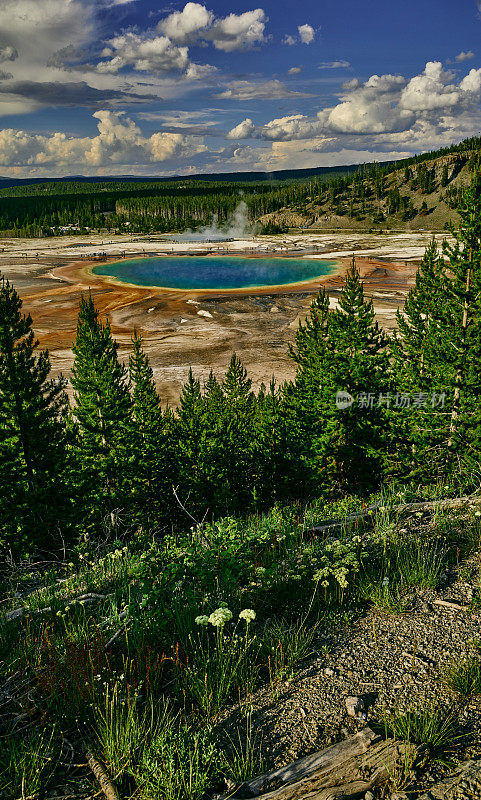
[0,0,480,177]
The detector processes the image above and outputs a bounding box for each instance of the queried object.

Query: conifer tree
[0,277,68,551]
[176,369,207,517]
[217,354,258,511]
[391,177,481,483]
[128,331,176,531]
[70,295,131,533]
[390,240,451,478]
[285,259,389,495]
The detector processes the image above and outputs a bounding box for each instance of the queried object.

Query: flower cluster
[208,607,233,627]
[195,607,257,628]
[239,608,256,623]
[313,536,365,591]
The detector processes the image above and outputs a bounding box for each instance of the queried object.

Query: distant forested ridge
[0,135,480,237]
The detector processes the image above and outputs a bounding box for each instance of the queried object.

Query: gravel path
[216,557,481,797]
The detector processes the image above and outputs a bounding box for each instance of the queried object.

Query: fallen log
[86,749,120,800]
[216,727,418,800]
[304,496,481,537]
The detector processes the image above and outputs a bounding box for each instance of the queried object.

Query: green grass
[0,727,57,797]
[177,609,260,717]
[382,699,461,760]
[0,487,475,797]
[443,651,481,698]
[396,537,446,588]
[264,617,319,684]
[221,709,265,784]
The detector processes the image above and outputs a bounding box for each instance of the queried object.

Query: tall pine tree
[70,295,131,535]
[0,277,68,552]
[128,331,176,531]
[391,177,481,484]
[284,259,389,495]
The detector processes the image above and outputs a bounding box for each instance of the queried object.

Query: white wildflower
[239,609,256,624]
[208,607,233,627]
[195,615,209,627]
[382,577,389,587]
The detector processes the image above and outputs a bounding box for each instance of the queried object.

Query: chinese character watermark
[335,390,446,410]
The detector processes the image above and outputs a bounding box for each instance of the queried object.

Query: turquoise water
[93,255,335,290]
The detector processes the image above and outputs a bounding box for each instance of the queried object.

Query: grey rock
[345,695,367,720]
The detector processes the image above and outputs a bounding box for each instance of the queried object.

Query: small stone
[364,792,374,800]
[324,667,335,676]
[345,695,367,720]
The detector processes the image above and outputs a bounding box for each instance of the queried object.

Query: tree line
[2,178,481,555]
[1,136,480,237]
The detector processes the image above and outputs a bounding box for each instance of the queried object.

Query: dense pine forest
[1,135,480,237]
[3,177,481,798]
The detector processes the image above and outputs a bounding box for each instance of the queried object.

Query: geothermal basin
[0,231,449,405]
[93,255,336,290]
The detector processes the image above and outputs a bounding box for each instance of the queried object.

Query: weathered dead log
[217,727,418,800]
[304,496,481,537]
[85,749,120,800]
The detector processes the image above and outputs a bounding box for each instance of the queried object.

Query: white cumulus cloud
[98,33,190,74]
[284,23,316,46]
[158,2,214,44]
[298,24,315,45]
[0,109,206,170]
[226,60,481,156]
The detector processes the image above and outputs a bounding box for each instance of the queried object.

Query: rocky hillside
[259,150,478,232]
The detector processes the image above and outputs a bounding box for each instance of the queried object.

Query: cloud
[284,23,316,46]
[157,3,266,51]
[226,118,256,139]
[97,4,266,77]
[0,80,148,107]
[215,79,311,100]
[460,66,481,93]
[0,109,206,170]
[288,66,302,74]
[298,24,315,45]
[227,60,481,154]
[158,2,213,44]
[456,50,475,62]
[98,33,190,74]
[399,62,461,111]
[319,60,350,69]
[206,8,267,52]
[0,45,18,63]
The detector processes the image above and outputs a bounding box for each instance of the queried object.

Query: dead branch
[85,749,120,800]
[304,495,481,537]
[433,599,470,612]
